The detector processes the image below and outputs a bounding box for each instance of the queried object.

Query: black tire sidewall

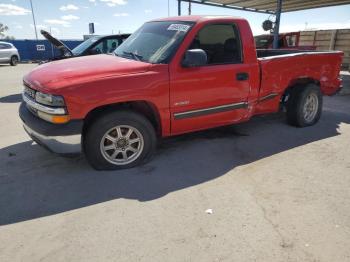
[84,111,156,170]
[289,84,322,127]
[10,56,18,66]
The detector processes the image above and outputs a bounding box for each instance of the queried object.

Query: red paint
[255,32,317,50]
[23,16,343,137]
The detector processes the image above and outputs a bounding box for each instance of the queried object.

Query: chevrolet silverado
[19,16,343,170]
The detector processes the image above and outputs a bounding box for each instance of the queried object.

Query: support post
[178,0,181,16]
[273,0,282,49]
[168,0,170,16]
[329,30,337,50]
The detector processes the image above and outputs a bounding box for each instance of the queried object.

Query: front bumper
[19,102,83,155]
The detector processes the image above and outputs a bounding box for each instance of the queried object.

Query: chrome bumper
[23,123,82,154]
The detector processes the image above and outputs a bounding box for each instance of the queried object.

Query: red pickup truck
[20,16,343,170]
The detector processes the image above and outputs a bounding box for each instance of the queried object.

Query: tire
[10,55,18,66]
[286,83,323,127]
[83,110,157,170]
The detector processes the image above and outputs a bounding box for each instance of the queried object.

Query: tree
[3,35,15,40]
[0,23,9,38]
[0,23,14,39]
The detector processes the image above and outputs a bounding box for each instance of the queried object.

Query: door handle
[236,72,249,81]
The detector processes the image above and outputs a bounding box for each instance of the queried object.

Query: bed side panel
[255,52,343,114]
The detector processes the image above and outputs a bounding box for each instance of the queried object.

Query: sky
[0,0,350,40]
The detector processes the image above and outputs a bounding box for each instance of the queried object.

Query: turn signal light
[52,115,70,124]
[37,111,70,124]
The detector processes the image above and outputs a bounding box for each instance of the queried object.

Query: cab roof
[152,15,246,23]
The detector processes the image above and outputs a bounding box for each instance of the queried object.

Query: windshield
[254,35,272,49]
[72,36,100,55]
[115,21,194,64]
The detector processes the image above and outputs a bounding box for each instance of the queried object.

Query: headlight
[35,92,65,107]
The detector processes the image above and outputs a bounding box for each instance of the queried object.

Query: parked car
[20,16,343,170]
[40,30,130,62]
[0,41,20,66]
[254,32,316,50]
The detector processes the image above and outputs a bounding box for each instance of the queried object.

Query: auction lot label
[167,24,190,32]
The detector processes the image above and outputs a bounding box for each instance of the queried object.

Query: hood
[40,30,73,57]
[24,54,151,92]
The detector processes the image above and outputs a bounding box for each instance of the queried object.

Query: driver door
[170,23,252,134]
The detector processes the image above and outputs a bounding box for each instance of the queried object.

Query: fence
[299,29,350,70]
[6,39,83,61]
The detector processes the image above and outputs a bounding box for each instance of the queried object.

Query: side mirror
[182,49,207,67]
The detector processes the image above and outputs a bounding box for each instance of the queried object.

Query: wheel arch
[11,54,19,60]
[82,100,162,138]
[281,77,320,105]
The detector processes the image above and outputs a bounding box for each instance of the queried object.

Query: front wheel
[84,111,157,170]
[10,55,18,66]
[286,83,323,127]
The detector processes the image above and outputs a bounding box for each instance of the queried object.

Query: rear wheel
[286,83,322,127]
[84,111,156,170]
[10,55,18,66]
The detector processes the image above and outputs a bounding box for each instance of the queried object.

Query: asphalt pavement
[0,64,349,262]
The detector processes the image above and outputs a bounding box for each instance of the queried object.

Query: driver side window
[189,24,242,65]
[91,41,104,54]
[90,39,121,54]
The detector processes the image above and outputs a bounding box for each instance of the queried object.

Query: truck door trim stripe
[258,93,279,102]
[173,102,248,120]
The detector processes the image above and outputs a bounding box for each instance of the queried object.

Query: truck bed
[255,49,343,114]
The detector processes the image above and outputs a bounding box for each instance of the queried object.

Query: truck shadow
[1,98,349,225]
[0,93,22,103]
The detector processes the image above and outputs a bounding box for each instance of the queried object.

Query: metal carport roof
[179,0,350,14]
[177,0,350,48]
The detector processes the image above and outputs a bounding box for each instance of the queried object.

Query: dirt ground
[0,64,349,262]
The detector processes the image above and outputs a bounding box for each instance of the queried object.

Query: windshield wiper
[122,51,143,61]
